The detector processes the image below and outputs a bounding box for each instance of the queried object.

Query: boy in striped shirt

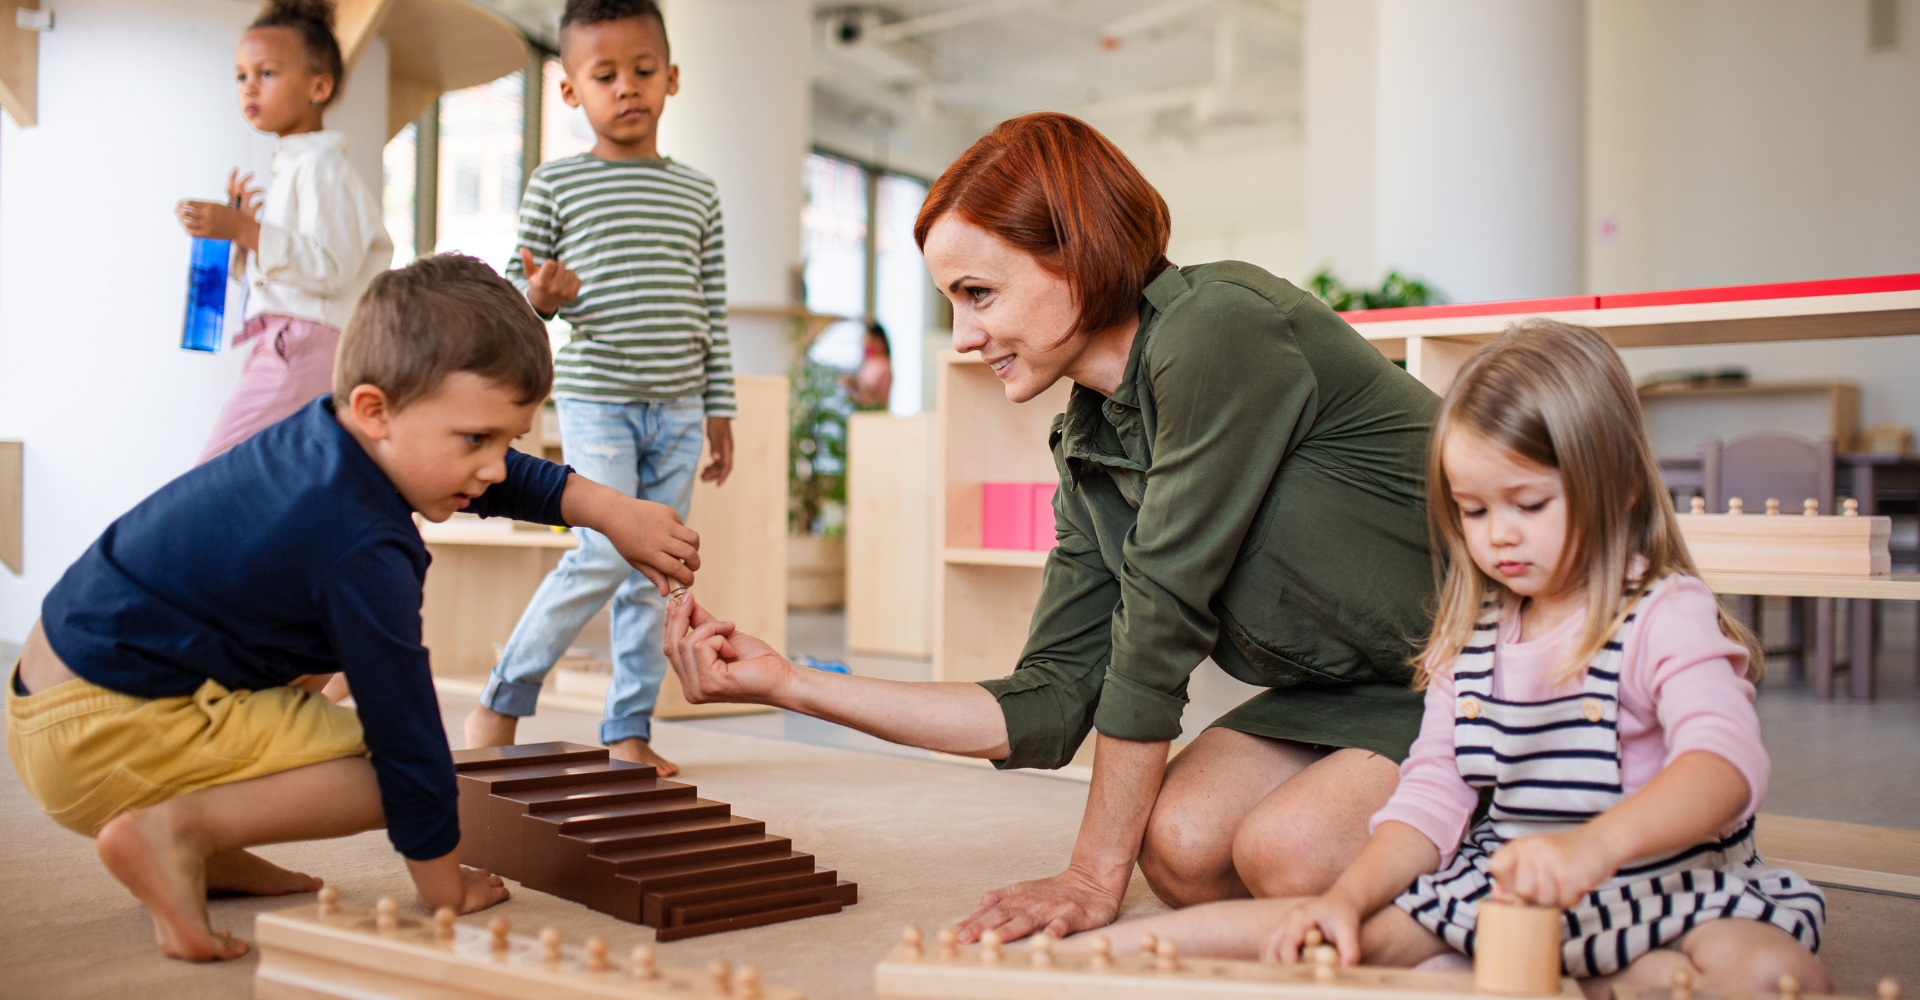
[465,0,729,775]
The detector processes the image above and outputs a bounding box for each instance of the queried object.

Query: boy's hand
[702,417,733,486]
[664,593,794,704]
[600,497,700,595]
[406,854,509,915]
[519,247,581,314]
[1263,891,1366,965]
[1487,829,1616,909]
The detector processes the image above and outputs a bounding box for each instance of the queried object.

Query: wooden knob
[1690,496,1706,514]
[488,917,509,952]
[1766,497,1780,515]
[937,927,959,960]
[709,959,733,990]
[1090,935,1113,969]
[901,924,924,957]
[1140,932,1159,955]
[1673,969,1695,1000]
[1729,497,1744,514]
[1779,974,1802,998]
[585,936,609,973]
[734,964,763,999]
[980,929,1003,963]
[629,945,658,980]
[1156,939,1180,972]
[1804,498,1819,516]
[433,907,456,941]
[375,897,399,932]
[1879,977,1901,1000]
[1030,933,1054,968]
[1314,944,1338,981]
[1845,498,1860,517]
[539,927,562,964]
[317,886,339,916]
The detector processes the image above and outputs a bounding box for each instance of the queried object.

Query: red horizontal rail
[1337,273,1920,324]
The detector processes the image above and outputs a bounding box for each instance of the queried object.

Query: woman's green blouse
[979,262,1441,770]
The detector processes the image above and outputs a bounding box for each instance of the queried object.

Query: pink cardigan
[1370,575,1767,864]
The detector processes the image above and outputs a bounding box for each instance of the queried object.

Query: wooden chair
[1703,434,1843,694]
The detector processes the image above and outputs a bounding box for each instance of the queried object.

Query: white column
[1305,0,1586,302]
[1375,0,1586,302]
[658,0,812,377]
[325,33,392,195]
[0,0,280,640]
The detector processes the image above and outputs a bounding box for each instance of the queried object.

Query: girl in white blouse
[177,0,391,463]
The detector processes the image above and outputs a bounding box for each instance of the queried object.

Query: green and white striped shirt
[508,155,734,416]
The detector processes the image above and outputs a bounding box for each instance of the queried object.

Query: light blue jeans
[480,395,706,744]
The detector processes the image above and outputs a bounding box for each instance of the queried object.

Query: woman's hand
[664,594,794,704]
[1263,891,1366,965]
[957,866,1124,944]
[1486,828,1616,909]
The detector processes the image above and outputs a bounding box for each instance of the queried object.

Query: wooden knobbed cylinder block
[433,907,456,941]
[937,927,959,960]
[488,918,510,953]
[980,929,1003,964]
[585,935,609,973]
[1880,977,1902,1000]
[1473,901,1564,997]
[375,897,400,933]
[630,944,658,980]
[1089,935,1112,969]
[317,886,340,916]
[901,924,924,958]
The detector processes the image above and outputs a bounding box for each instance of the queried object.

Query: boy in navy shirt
[6,254,700,962]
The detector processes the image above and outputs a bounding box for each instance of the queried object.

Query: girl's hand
[1487,829,1617,909]
[225,168,264,217]
[520,247,581,314]
[663,594,794,705]
[177,200,249,240]
[1262,892,1366,965]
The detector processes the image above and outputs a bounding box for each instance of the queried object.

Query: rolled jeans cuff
[479,675,545,717]
[600,715,653,745]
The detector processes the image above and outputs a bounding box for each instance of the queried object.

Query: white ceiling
[468,0,1303,151]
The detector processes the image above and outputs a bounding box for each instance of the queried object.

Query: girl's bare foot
[463,705,519,749]
[97,808,250,961]
[204,848,323,897]
[609,737,679,777]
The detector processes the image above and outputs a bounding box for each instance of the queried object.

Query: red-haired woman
[666,113,1439,941]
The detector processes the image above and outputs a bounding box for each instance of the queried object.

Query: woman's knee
[1139,795,1243,907]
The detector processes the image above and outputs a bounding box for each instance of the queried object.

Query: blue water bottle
[181,236,230,353]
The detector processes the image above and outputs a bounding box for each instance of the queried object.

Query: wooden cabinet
[845,412,936,657]
[932,355,1070,683]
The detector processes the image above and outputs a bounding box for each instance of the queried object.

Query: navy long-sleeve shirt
[40,396,573,860]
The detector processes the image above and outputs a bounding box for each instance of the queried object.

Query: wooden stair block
[453,742,857,938]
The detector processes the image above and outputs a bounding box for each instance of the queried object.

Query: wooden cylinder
[1474,901,1564,996]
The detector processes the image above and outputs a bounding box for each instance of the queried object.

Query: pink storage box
[982,483,1034,549]
[1031,483,1058,550]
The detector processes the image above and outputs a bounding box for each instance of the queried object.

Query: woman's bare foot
[463,705,519,749]
[97,808,250,961]
[204,848,322,897]
[609,737,679,777]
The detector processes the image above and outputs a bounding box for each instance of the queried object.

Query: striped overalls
[1394,585,1825,977]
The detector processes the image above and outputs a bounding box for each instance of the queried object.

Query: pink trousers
[196,314,341,464]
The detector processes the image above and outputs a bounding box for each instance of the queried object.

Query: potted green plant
[787,334,853,610]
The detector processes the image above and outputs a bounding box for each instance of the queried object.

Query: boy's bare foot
[97,808,250,962]
[204,848,323,897]
[609,737,679,777]
[463,705,520,749]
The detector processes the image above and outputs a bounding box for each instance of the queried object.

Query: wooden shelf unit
[933,354,1070,683]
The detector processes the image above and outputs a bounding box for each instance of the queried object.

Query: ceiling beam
[875,0,1047,43]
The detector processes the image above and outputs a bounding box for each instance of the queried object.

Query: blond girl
[1080,320,1826,998]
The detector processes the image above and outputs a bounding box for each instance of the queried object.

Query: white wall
[1592,0,1920,440]
[0,0,387,641]
[1123,135,1307,283]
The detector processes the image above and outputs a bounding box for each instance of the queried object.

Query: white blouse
[243,130,392,331]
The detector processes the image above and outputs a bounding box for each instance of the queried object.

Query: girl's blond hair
[1413,319,1763,689]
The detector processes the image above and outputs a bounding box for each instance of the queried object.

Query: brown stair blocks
[452,742,858,941]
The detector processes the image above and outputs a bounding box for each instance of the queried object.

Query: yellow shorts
[6,662,367,837]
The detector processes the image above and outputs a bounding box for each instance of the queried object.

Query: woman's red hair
[915,113,1172,337]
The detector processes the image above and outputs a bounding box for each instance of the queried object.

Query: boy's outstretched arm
[559,472,699,594]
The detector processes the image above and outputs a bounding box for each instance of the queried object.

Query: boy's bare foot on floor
[204,848,322,897]
[609,737,679,777]
[97,808,250,961]
[463,705,519,749]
